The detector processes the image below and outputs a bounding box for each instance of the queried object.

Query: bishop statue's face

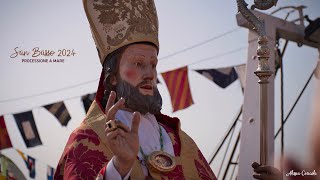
[111,43,162,114]
[115,43,158,96]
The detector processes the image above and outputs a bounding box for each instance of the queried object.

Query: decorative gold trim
[83,0,106,57]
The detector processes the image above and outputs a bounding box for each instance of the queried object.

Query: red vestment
[54,72,217,180]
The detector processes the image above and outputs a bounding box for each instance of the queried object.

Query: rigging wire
[159,27,240,61]
[217,124,236,179]
[208,107,242,165]
[229,154,240,180]
[275,68,316,139]
[222,132,240,180]
[0,79,99,104]
[278,9,296,166]
[279,39,289,174]
[188,46,246,67]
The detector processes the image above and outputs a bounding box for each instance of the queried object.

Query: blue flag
[196,67,238,88]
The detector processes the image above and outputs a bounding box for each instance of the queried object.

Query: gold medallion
[147,151,176,173]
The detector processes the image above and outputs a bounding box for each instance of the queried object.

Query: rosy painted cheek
[124,69,138,80]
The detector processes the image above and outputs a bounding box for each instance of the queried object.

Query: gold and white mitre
[83,0,159,65]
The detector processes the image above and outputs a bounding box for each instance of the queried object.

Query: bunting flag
[196,67,238,88]
[161,66,194,112]
[0,116,13,150]
[81,93,96,113]
[13,111,42,148]
[47,166,55,180]
[16,150,36,178]
[235,64,247,91]
[27,156,36,178]
[44,101,71,126]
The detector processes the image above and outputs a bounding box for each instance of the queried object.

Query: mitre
[83,0,159,65]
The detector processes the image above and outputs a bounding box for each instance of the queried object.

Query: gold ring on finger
[106,120,117,131]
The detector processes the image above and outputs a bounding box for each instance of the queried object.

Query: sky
[0,0,319,179]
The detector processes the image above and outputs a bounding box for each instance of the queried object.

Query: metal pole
[236,0,275,165]
[255,36,273,165]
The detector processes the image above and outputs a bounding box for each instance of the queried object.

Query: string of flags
[15,149,55,179]
[0,64,245,177]
[0,64,246,150]
[0,63,246,148]
[0,148,55,179]
[0,63,246,178]
[0,103,74,150]
[161,65,246,111]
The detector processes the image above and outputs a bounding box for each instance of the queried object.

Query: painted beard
[116,79,162,115]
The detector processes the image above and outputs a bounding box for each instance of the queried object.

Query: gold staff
[236,0,277,165]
